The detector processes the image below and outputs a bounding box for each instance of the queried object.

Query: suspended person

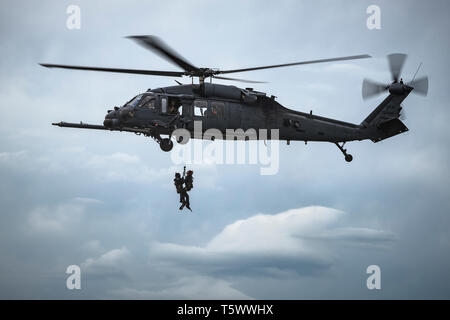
[174,172,185,204]
[174,168,191,212]
[185,170,194,191]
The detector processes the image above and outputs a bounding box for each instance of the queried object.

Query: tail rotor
[362,53,429,100]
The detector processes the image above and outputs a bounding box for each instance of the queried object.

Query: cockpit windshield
[126,94,143,107]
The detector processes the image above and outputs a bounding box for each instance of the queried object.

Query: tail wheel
[160,138,173,152]
[335,142,353,162]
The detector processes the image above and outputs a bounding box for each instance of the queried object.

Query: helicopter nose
[103,118,119,127]
[104,110,120,127]
[119,107,135,120]
[103,119,112,127]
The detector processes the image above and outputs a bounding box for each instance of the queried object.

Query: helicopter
[40,36,428,162]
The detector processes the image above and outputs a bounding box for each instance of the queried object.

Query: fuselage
[104,83,368,143]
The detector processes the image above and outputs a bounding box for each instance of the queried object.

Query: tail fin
[370,118,408,142]
[361,93,410,142]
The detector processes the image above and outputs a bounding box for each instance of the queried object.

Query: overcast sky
[0,0,449,299]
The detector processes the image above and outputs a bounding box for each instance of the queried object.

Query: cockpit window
[139,95,155,109]
[127,94,143,107]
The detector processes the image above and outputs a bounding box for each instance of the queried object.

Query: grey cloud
[81,247,131,281]
[109,276,252,300]
[150,206,395,276]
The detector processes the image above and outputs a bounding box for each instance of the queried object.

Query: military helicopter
[41,36,428,162]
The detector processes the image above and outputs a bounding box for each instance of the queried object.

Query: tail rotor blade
[410,76,428,96]
[362,78,388,100]
[387,53,407,82]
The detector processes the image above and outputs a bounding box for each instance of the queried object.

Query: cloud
[81,247,130,280]
[82,247,129,268]
[83,240,104,254]
[86,153,140,166]
[0,144,177,184]
[26,198,104,235]
[0,150,28,166]
[66,150,178,183]
[312,227,396,243]
[27,203,85,234]
[109,276,252,300]
[71,197,104,205]
[150,206,395,276]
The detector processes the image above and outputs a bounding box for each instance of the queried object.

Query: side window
[207,101,225,119]
[194,100,207,117]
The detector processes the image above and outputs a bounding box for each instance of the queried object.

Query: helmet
[175,172,181,178]
[187,170,193,175]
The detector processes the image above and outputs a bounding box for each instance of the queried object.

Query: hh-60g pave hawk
[41,36,428,162]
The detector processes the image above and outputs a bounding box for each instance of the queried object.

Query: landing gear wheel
[335,142,354,163]
[160,138,173,152]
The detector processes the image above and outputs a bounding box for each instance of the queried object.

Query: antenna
[410,62,422,85]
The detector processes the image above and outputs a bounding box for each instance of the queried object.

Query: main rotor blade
[410,76,428,96]
[213,75,267,84]
[362,78,388,100]
[127,35,198,72]
[39,63,184,77]
[387,53,407,82]
[219,54,371,74]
